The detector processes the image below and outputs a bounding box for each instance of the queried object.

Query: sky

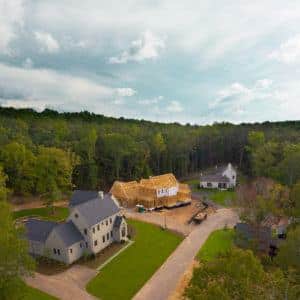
[0,0,300,125]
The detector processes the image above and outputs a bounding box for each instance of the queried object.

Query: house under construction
[110,173,192,209]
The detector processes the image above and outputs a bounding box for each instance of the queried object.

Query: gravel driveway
[133,208,239,300]
[25,265,97,300]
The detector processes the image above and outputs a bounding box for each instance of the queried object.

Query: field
[197,229,235,262]
[86,219,183,300]
[13,207,69,222]
[209,190,236,206]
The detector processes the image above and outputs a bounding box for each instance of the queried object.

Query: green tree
[279,143,300,185]
[35,147,76,208]
[0,201,35,299]
[151,132,166,173]
[0,166,9,201]
[0,142,36,195]
[185,248,285,300]
[289,182,300,218]
[275,226,300,299]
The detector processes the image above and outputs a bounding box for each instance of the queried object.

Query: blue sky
[0,0,300,124]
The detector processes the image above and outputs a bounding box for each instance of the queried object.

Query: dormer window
[74,213,78,218]
[84,229,87,235]
[93,227,95,234]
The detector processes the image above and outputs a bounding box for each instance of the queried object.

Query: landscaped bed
[13,207,69,222]
[86,219,183,300]
[197,228,235,261]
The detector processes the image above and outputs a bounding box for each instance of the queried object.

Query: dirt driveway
[133,208,239,300]
[124,199,206,236]
[25,265,97,300]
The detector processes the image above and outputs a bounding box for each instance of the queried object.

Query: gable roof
[69,190,100,207]
[25,219,57,243]
[53,221,84,247]
[200,163,235,183]
[140,173,178,189]
[75,193,120,227]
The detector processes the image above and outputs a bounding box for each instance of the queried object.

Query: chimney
[98,191,104,200]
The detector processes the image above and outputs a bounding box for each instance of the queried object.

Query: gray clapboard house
[25,191,128,264]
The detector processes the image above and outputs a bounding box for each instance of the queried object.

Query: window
[85,242,88,248]
[106,220,108,226]
[84,229,87,235]
[102,235,105,243]
[70,248,72,254]
[97,224,100,231]
[57,249,61,255]
[92,227,95,234]
[107,233,109,240]
[94,240,98,246]
[101,222,104,225]
[110,218,112,224]
[207,182,212,187]
[232,175,235,179]
[80,243,82,248]
[74,213,78,218]
[53,248,57,254]
[111,231,113,238]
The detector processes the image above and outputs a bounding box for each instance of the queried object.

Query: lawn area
[197,229,235,262]
[24,286,57,300]
[86,219,183,300]
[210,190,236,206]
[13,206,69,222]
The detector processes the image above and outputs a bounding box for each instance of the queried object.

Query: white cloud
[34,31,60,53]
[0,0,24,54]
[109,30,165,64]
[0,63,136,116]
[269,35,300,63]
[116,88,137,97]
[138,95,163,105]
[166,100,183,112]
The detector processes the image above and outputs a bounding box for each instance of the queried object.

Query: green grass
[86,219,183,300]
[13,207,69,222]
[197,229,235,262]
[210,190,236,206]
[24,286,57,300]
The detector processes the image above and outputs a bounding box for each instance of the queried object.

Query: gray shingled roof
[25,219,57,243]
[200,174,230,183]
[69,190,100,207]
[53,221,84,247]
[113,216,123,229]
[76,193,120,227]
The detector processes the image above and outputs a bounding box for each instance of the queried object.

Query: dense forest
[0,106,299,201]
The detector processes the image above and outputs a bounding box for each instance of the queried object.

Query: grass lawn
[24,286,57,300]
[86,219,183,300]
[197,229,235,262]
[210,190,236,206]
[13,207,69,222]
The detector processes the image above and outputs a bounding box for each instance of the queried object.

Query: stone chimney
[98,191,104,200]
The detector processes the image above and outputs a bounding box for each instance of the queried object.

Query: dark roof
[200,174,230,183]
[76,193,120,227]
[113,216,123,229]
[69,190,100,207]
[235,223,276,251]
[53,221,84,247]
[25,219,57,243]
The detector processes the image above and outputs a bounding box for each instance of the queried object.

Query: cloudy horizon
[1,0,300,125]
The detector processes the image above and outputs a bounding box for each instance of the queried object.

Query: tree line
[0,107,299,201]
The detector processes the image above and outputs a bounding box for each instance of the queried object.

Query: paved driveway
[25,265,97,300]
[133,208,239,300]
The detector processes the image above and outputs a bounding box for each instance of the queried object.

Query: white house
[25,191,128,265]
[200,163,237,189]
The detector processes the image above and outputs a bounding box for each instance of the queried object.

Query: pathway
[133,208,239,300]
[25,265,97,300]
